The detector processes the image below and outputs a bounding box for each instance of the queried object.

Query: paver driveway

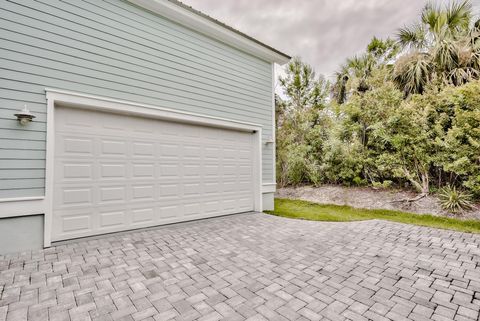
[0,213,480,321]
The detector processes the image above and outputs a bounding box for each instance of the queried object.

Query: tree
[276,58,329,186]
[279,57,328,112]
[275,1,480,200]
[332,37,398,104]
[394,0,480,95]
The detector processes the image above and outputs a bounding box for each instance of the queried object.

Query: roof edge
[127,0,291,64]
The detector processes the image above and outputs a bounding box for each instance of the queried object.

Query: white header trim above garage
[45,88,263,132]
[127,0,291,64]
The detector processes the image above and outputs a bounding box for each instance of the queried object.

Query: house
[0,0,290,253]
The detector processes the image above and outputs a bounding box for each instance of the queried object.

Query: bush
[438,186,474,214]
[277,55,480,202]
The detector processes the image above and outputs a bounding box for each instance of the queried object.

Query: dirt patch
[276,185,480,220]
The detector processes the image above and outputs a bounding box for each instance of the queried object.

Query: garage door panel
[63,137,95,155]
[52,106,255,241]
[133,141,155,157]
[157,203,182,218]
[61,187,93,206]
[53,208,94,238]
[158,183,181,199]
[132,184,156,201]
[54,160,94,182]
[132,163,155,178]
[99,210,126,229]
[100,163,127,179]
[132,208,155,225]
[56,108,97,131]
[204,165,220,177]
[101,140,127,156]
[159,143,182,158]
[159,163,181,177]
[204,182,220,194]
[61,213,92,233]
[100,186,126,203]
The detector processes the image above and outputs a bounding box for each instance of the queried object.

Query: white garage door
[52,106,255,241]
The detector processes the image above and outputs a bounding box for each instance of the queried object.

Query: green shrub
[372,180,393,189]
[277,54,480,201]
[438,186,474,214]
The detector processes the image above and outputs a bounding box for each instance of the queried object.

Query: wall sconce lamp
[14,105,36,126]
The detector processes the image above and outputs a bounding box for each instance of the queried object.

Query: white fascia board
[127,0,290,64]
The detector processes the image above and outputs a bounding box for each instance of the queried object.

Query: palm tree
[394,0,479,95]
[332,63,350,104]
[332,37,398,103]
[332,55,373,104]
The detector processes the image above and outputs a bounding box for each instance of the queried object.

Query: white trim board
[43,88,264,247]
[0,198,45,219]
[127,0,290,64]
[262,183,276,194]
[45,88,262,132]
[271,63,276,186]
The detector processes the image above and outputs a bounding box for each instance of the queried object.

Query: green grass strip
[265,198,480,234]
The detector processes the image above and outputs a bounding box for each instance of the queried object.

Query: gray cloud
[180,0,480,79]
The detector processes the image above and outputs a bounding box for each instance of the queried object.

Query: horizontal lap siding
[0,0,274,199]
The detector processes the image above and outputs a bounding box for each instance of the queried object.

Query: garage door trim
[44,88,263,247]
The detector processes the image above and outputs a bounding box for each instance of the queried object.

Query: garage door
[52,106,255,241]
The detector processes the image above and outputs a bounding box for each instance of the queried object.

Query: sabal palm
[394,0,479,95]
[333,37,397,103]
[332,55,373,103]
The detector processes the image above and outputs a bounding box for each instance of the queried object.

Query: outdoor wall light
[14,105,36,126]
[265,137,275,145]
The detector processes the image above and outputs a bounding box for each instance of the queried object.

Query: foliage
[267,199,480,234]
[394,1,480,96]
[332,37,399,103]
[438,186,474,213]
[440,81,480,195]
[276,58,329,187]
[276,1,480,206]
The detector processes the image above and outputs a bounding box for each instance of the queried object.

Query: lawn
[266,198,480,234]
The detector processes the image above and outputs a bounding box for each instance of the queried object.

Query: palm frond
[393,52,432,95]
[433,38,460,71]
[445,0,472,32]
[421,2,444,33]
[397,24,427,49]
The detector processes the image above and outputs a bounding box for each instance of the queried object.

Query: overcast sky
[181,0,480,81]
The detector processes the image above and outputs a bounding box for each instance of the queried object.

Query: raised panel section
[160,163,180,177]
[132,163,155,178]
[100,163,126,178]
[159,184,179,198]
[133,142,155,157]
[100,187,125,202]
[100,211,125,228]
[132,208,154,224]
[132,185,155,200]
[101,140,126,155]
[64,138,94,154]
[63,163,93,179]
[62,188,92,205]
[62,215,90,232]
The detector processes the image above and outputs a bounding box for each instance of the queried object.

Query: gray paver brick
[1,213,480,321]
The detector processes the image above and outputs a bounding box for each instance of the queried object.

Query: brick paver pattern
[0,213,479,321]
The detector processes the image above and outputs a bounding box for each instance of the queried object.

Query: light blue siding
[0,0,274,199]
[0,215,44,254]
